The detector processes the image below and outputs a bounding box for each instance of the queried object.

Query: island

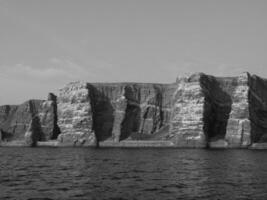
[1,72,267,149]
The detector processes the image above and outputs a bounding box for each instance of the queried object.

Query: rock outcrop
[169,73,207,147]
[57,82,96,146]
[3,72,267,148]
[57,82,175,146]
[56,74,254,148]
[25,116,43,147]
[200,73,251,148]
[225,73,251,147]
[248,74,267,143]
[0,95,59,143]
[88,83,176,143]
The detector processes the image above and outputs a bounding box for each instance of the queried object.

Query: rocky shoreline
[1,72,267,149]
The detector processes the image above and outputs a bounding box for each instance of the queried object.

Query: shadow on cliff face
[0,130,13,141]
[48,93,61,140]
[200,75,234,142]
[27,115,44,146]
[29,100,46,141]
[120,103,141,140]
[0,100,48,142]
[87,84,115,144]
[249,75,267,143]
[140,85,164,134]
[119,85,141,141]
[119,84,166,141]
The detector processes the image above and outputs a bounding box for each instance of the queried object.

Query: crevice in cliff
[248,75,267,143]
[119,84,166,141]
[1,130,13,141]
[200,75,233,142]
[88,84,115,145]
[152,86,164,133]
[48,93,61,139]
[119,85,141,141]
[139,86,164,135]
[28,100,45,141]
[120,103,141,140]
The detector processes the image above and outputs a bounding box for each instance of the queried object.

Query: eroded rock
[25,116,43,147]
[248,74,267,143]
[57,82,96,146]
[0,97,58,142]
[168,73,207,148]
[224,73,251,147]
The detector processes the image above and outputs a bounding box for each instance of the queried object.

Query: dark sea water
[0,148,267,200]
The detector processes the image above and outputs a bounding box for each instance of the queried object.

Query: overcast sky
[1,0,267,104]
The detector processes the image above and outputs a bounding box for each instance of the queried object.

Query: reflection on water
[0,148,267,200]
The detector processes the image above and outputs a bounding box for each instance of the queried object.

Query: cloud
[48,57,95,79]
[0,58,95,84]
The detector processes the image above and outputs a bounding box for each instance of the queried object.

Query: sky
[0,0,267,105]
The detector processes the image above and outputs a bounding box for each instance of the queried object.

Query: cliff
[57,82,176,146]
[0,94,59,146]
[2,72,267,148]
[57,82,96,146]
[249,75,267,145]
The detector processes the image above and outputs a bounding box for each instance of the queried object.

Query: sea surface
[0,148,267,200]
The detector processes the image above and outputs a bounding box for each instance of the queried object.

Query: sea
[0,147,267,200]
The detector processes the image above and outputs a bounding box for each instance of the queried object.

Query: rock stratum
[1,72,267,148]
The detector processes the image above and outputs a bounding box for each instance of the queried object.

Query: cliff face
[57,82,175,146]
[224,73,251,147]
[199,73,251,148]
[57,82,96,146]
[169,74,207,147]
[55,73,256,148]
[248,75,267,143]
[3,72,267,148]
[167,73,250,148]
[0,95,58,143]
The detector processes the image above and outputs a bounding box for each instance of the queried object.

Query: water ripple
[0,148,267,200]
